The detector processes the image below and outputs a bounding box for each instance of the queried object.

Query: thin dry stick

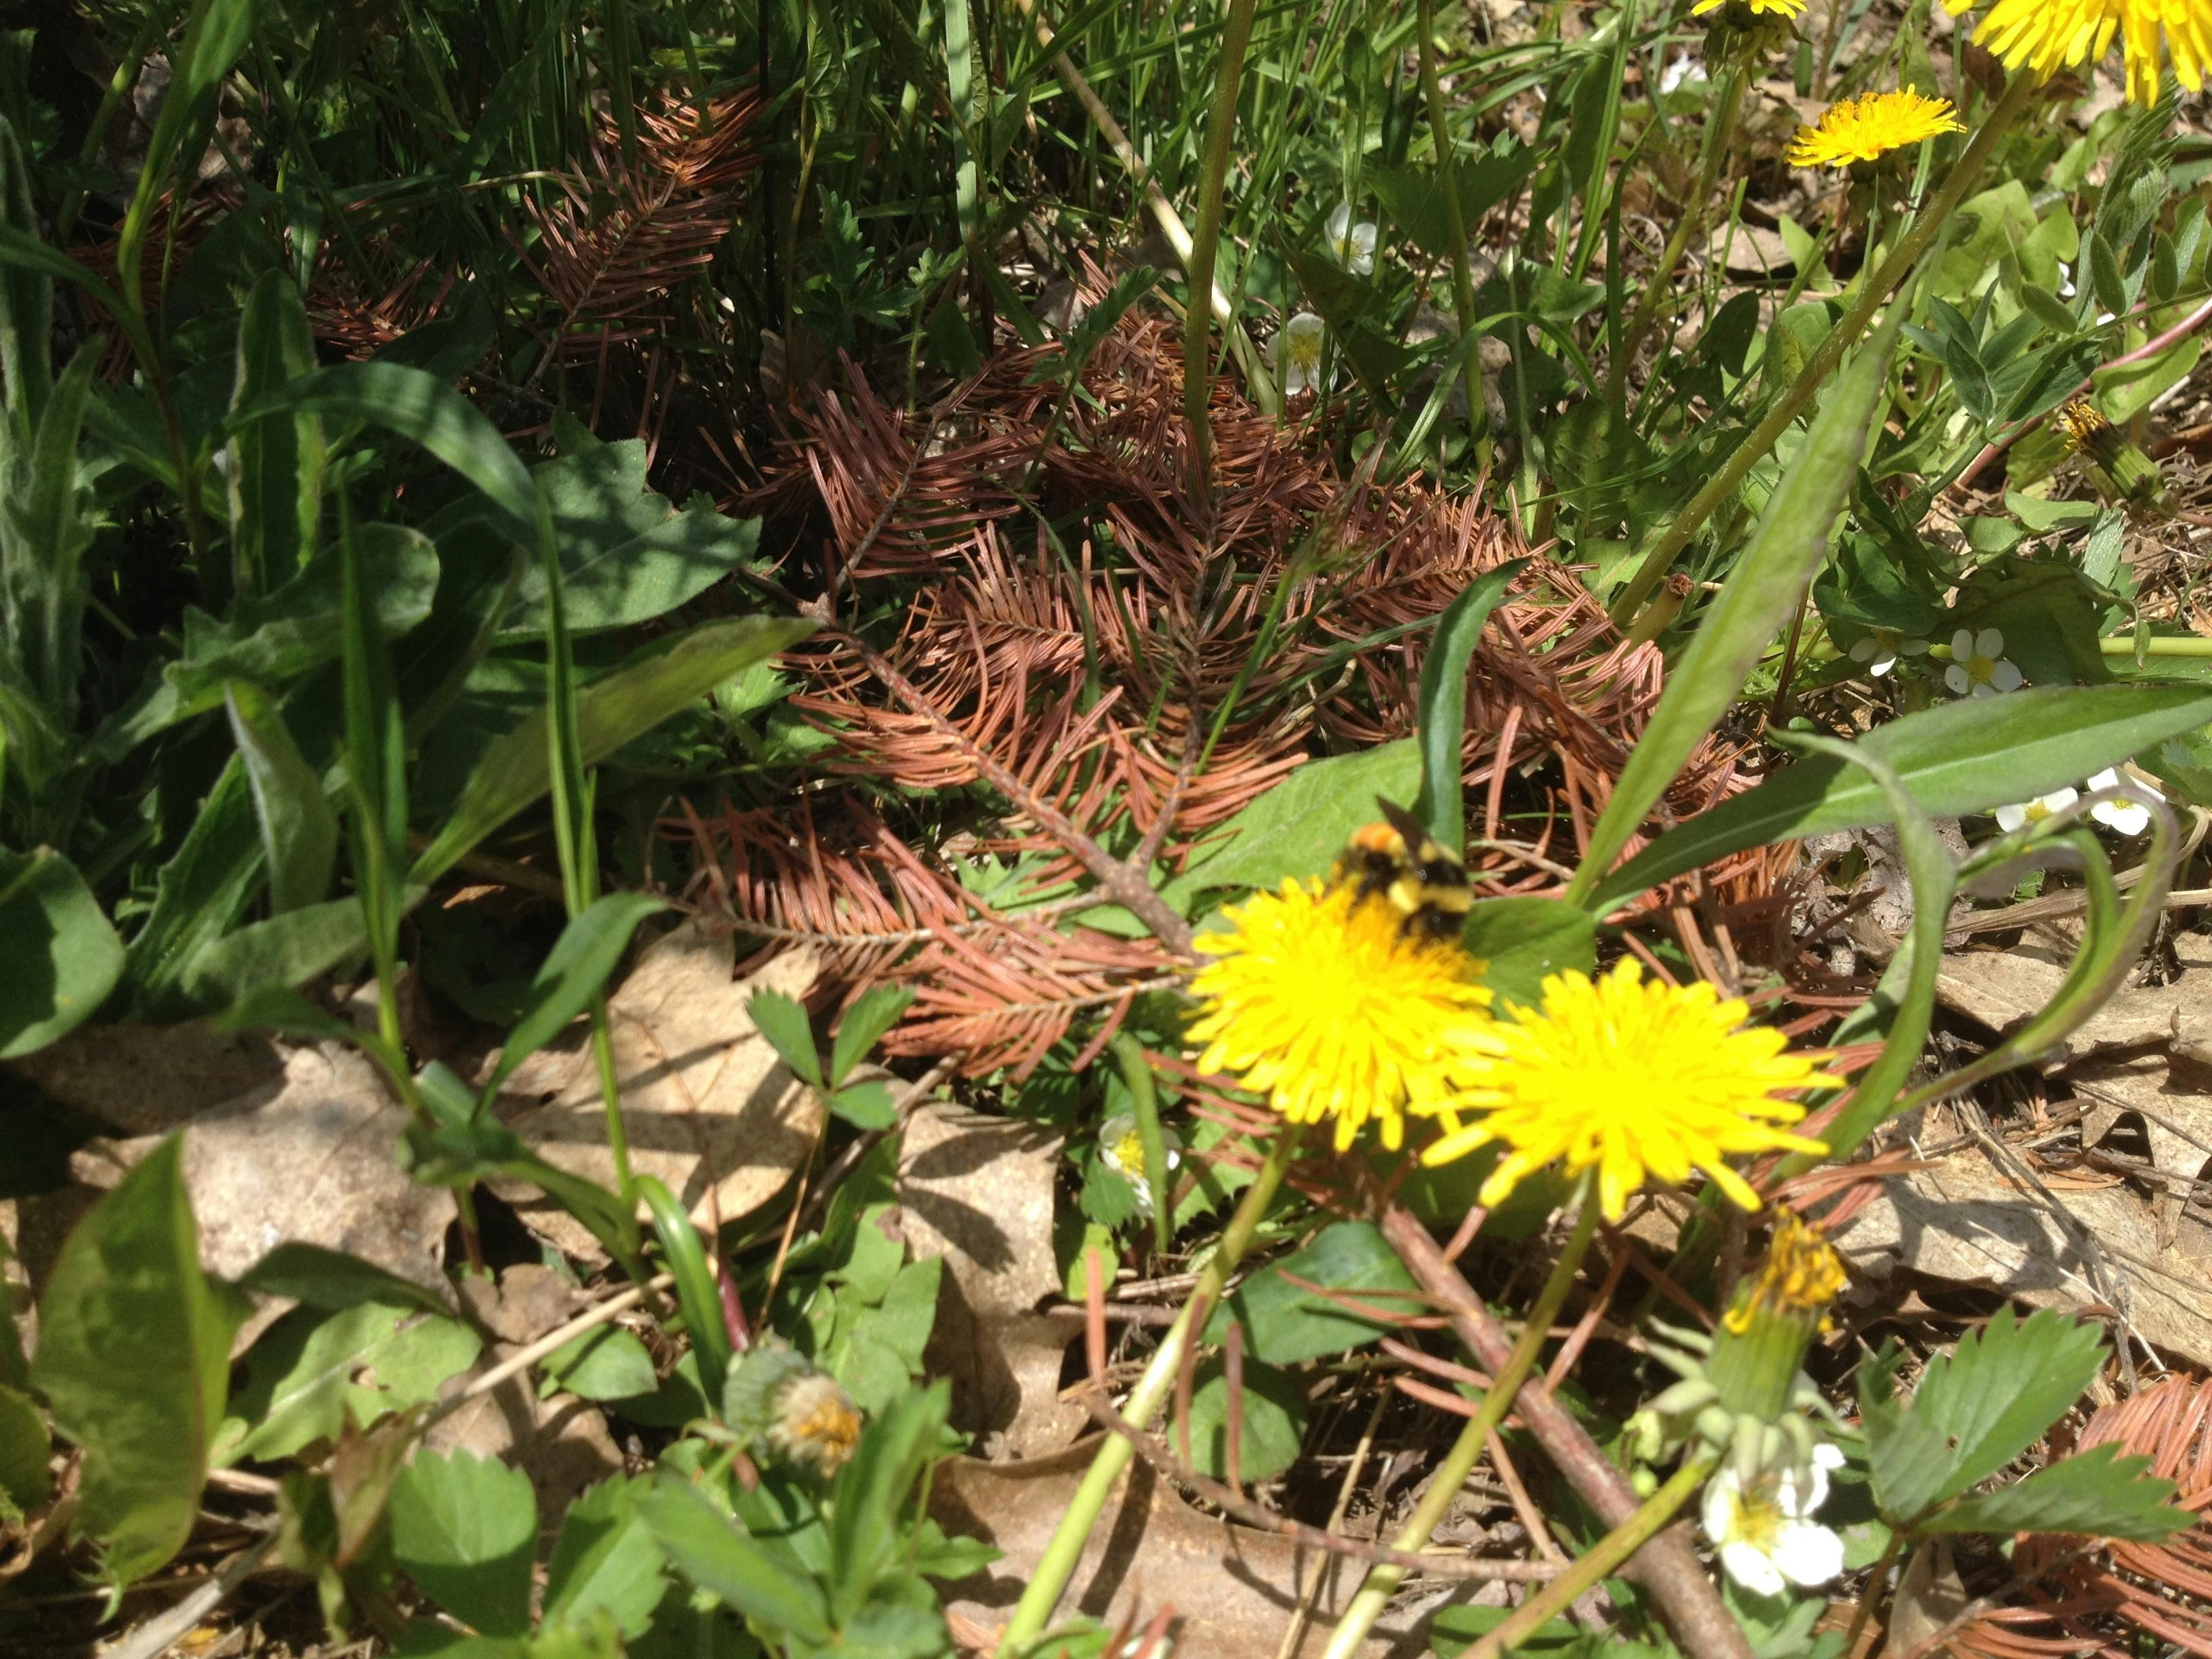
[1273,1392,1391,1659]
[1379,1204,1755,1659]
[1078,1392,1561,1582]
[102,1532,279,1659]
[432,1272,676,1423]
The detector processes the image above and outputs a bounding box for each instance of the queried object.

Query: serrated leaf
[389,1450,538,1637]
[828,985,914,1086]
[747,988,823,1087]
[1908,1308,2108,1501]
[1925,1442,2185,1540]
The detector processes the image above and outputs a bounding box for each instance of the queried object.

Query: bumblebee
[1332,797,1473,939]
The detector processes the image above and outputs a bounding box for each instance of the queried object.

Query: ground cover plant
[7,0,2212,1655]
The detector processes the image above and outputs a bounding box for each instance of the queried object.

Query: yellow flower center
[1726,1483,1788,1551]
[1109,1126,1147,1176]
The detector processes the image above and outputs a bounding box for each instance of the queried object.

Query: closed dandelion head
[1943,0,2211,105]
[724,1345,863,1475]
[1188,879,1492,1153]
[2056,398,2114,455]
[1786,90,1965,168]
[1414,960,1836,1222]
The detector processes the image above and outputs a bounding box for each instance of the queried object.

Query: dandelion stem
[1610,71,2039,628]
[1415,0,1486,438]
[992,1125,1302,1656]
[1610,62,1746,405]
[1182,0,1261,502]
[1462,1448,1721,1659]
[1316,1176,1603,1659]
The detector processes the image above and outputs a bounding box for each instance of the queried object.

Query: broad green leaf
[226,269,323,596]
[425,440,765,639]
[1163,739,1421,908]
[486,893,667,1092]
[826,1381,951,1617]
[1183,1359,1308,1481]
[1462,897,1597,1013]
[237,1241,451,1315]
[747,988,823,1088]
[1908,1308,2106,1501]
[30,1138,233,1586]
[3,339,100,730]
[539,1327,659,1403]
[0,1382,51,1517]
[1414,561,1529,851]
[1369,145,1536,262]
[228,361,536,537]
[638,1474,831,1641]
[389,1450,538,1638]
[224,681,337,915]
[1571,304,1902,907]
[827,1080,898,1130]
[1925,1442,2186,1540]
[544,1474,667,1637]
[409,615,815,886]
[1590,684,2212,911]
[182,893,394,1011]
[829,985,914,1086]
[0,846,123,1056]
[224,1301,480,1462]
[1206,1221,1420,1364]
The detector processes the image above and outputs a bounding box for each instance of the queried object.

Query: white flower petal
[2094,798,2152,836]
[1327,203,1352,245]
[1769,1519,1845,1587]
[1811,1443,1845,1473]
[1995,802,2028,832]
[1870,649,1898,676]
[1971,680,1996,698]
[1851,638,1877,661]
[2087,767,2121,790]
[1989,659,2024,693]
[1945,664,1971,695]
[1975,628,2005,659]
[1702,1467,1741,1541]
[1901,638,1931,656]
[1952,628,1975,659]
[1719,1538,1790,1598]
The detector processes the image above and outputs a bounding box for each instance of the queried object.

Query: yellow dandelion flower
[2053,396,2113,455]
[1414,960,1838,1221]
[1690,0,1808,20]
[1944,0,2212,106]
[1187,879,1492,1152]
[1785,91,1965,168]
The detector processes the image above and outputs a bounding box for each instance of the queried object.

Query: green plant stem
[993,1126,1302,1656]
[1316,1178,1603,1659]
[1463,1448,1720,1659]
[1181,0,1261,502]
[1609,62,1746,406]
[2102,634,2212,655]
[1840,1523,1910,1657]
[1415,0,1485,434]
[1608,72,2039,629]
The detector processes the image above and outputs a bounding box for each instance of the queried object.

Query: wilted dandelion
[1416,961,1835,1221]
[1944,0,2212,105]
[1786,90,1965,167]
[1187,879,1492,1151]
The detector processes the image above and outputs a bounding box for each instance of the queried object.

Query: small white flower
[1943,628,2024,698]
[1659,50,1708,94]
[2086,767,2160,836]
[2055,261,2077,299]
[1702,1443,1846,1599]
[1277,310,1330,397]
[1326,203,1378,276]
[1994,785,2078,834]
[1100,1118,1181,1217]
[1849,630,1929,678]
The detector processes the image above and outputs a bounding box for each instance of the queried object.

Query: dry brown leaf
[492,920,823,1258]
[928,1442,1468,1658]
[4,1019,285,1135]
[897,1101,1087,1460]
[426,1265,623,1519]
[1830,1150,2212,1366]
[56,1038,455,1350]
[1935,936,2212,1064]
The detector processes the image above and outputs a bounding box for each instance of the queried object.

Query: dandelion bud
[1705,1210,1845,1422]
[723,1345,863,1475]
[2055,398,2169,512]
